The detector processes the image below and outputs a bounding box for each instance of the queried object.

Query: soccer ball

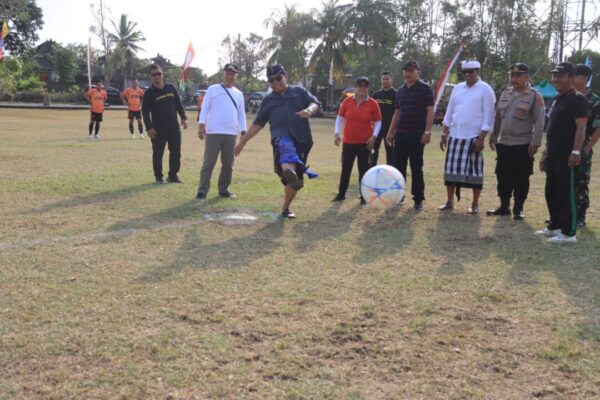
[360,165,406,209]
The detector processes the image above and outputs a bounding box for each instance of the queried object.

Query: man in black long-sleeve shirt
[142,64,188,184]
[371,71,397,166]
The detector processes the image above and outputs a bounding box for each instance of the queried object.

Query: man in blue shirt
[235,65,320,219]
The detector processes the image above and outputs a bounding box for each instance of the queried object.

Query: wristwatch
[571,150,581,156]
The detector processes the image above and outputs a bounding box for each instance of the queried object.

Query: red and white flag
[434,44,463,112]
[180,41,195,91]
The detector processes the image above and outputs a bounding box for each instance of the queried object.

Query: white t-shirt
[443,79,496,139]
[198,84,247,135]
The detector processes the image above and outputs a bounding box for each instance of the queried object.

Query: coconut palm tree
[108,13,145,77]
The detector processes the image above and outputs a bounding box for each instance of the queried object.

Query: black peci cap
[509,63,529,74]
[223,63,239,73]
[574,64,593,78]
[402,60,420,70]
[551,62,575,75]
[266,64,286,77]
[355,76,370,86]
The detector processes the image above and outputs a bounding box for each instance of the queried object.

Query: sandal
[467,206,480,215]
[438,203,453,211]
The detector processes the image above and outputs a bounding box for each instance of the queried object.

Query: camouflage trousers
[575,149,593,221]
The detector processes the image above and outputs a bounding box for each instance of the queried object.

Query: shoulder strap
[221,85,238,110]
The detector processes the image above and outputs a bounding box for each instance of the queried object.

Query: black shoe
[360,197,367,206]
[167,176,183,184]
[332,194,346,202]
[513,210,525,220]
[414,202,424,210]
[281,209,296,219]
[577,219,586,227]
[155,178,165,184]
[195,192,207,202]
[486,207,511,216]
[219,191,237,198]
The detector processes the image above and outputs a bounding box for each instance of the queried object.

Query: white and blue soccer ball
[360,165,406,209]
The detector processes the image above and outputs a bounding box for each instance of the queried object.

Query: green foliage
[0,56,45,97]
[51,44,78,85]
[1,0,44,55]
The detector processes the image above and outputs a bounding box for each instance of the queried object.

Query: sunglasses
[268,75,283,83]
[462,69,476,75]
[151,72,163,77]
[356,84,369,88]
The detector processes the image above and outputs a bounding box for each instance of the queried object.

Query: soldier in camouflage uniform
[574,64,600,227]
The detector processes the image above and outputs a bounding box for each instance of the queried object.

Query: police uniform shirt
[492,84,545,147]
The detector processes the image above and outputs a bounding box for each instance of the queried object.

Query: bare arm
[234,123,263,156]
[422,105,434,145]
[386,109,400,146]
[584,127,600,153]
[568,118,588,167]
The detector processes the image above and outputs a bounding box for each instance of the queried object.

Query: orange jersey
[197,94,204,109]
[123,87,144,111]
[87,89,108,113]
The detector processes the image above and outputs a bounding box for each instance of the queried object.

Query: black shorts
[271,136,313,184]
[128,110,142,119]
[90,112,103,122]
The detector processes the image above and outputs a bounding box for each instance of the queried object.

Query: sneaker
[219,191,236,198]
[576,219,586,227]
[534,227,561,237]
[332,194,346,202]
[166,176,183,184]
[139,134,145,139]
[548,233,577,244]
[195,192,207,201]
[360,197,367,206]
[414,202,424,210]
[281,209,296,219]
[88,134,94,139]
[155,178,165,184]
[130,134,135,139]
[467,206,480,215]
[486,207,511,216]
[94,135,100,139]
[439,203,453,212]
[513,210,525,221]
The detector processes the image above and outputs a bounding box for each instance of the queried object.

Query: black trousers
[371,132,394,166]
[394,132,425,202]
[545,157,577,236]
[338,143,370,197]
[495,144,533,210]
[151,129,181,179]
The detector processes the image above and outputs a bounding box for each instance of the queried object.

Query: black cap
[402,60,420,70]
[574,64,593,78]
[355,76,370,86]
[266,64,286,77]
[508,63,529,74]
[224,63,239,73]
[551,62,575,75]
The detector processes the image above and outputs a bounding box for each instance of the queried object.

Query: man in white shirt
[439,60,496,214]
[196,63,247,201]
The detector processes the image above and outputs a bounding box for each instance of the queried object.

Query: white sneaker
[88,134,93,139]
[534,228,561,237]
[139,134,144,139]
[548,233,577,244]
[94,135,100,139]
[130,134,135,139]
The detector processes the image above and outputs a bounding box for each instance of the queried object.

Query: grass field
[1,108,599,399]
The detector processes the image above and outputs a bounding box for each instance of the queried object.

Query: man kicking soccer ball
[234,64,319,219]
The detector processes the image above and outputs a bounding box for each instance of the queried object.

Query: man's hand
[296,109,311,119]
[528,144,538,158]
[234,142,245,157]
[440,135,448,151]
[334,135,341,147]
[198,124,206,140]
[182,119,188,130]
[539,156,546,172]
[367,136,376,151]
[386,133,395,147]
[421,132,431,145]
[474,136,485,153]
[147,128,157,139]
[489,138,497,152]
[568,153,581,168]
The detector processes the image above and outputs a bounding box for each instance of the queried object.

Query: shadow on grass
[427,211,486,275]
[494,217,600,339]
[26,183,157,214]
[352,206,417,264]
[136,218,285,283]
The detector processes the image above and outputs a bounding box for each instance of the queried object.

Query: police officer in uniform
[488,63,545,220]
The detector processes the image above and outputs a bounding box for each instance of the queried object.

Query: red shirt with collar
[338,96,382,144]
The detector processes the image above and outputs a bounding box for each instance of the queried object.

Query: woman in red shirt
[333,77,382,205]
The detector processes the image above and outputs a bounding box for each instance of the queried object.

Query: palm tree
[308,0,353,83]
[108,13,145,77]
[264,5,317,84]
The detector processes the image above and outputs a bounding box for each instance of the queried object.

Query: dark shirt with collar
[253,85,319,144]
[546,88,588,160]
[372,88,397,137]
[583,90,600,141]
[395,80,434,134]
[142,83,187,133]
